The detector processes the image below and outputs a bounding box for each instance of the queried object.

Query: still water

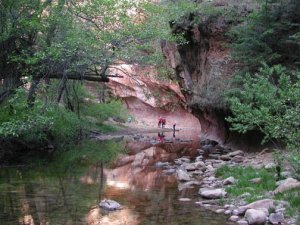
[0,131,231,225]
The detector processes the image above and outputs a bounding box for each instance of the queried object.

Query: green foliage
[58,139,125,168]
[227,64,300,145]
[0,88,53,140]
[229,0,300,70]
[274,189,300,217]
[216,165,276,202]
[217,165,299,216]
[0,84,128,150]
[227,64,300,176]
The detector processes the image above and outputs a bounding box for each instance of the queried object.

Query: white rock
[269,212,284,224]
[178,198,191,202]
[199,188,227,199]
[224,209,232,214]
[223,176,235,185]
[232,209,240,215]
[273,178,300,194]
[206,164,215,172]
[229,215,240,222]
[176,169,191,181]
[99,200,122,210]
[245,209,267,225]
[216,209,225,213]
[237,220,249,225]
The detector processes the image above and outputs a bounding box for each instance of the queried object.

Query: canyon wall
[162,0,262,146]
[106,64,201,132]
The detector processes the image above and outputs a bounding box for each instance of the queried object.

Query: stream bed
[0,131,232,225]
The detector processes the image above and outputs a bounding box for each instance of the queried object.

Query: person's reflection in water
[158,131,165,142]
[173,123,176,138]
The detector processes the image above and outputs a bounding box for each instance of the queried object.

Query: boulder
[99,200,122,211]
[176,168,191,181]
[269,212,284,225]
[273,178,300,194]
[236,199,274,215]
[223,176,235,185]
[206,164,215,172]
[199,188,227,199]
[245,209,267,225]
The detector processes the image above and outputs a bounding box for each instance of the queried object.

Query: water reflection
[0,137,231,225]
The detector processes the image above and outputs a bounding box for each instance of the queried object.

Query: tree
[227,64,300,176]
[229,0,300,72]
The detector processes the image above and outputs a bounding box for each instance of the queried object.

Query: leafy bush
[227,64,300,176]
[0,84,128,151]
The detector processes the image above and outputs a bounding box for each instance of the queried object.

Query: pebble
[224,209,232,214]
[216,209,225,213]
[229,215,240,222]
[178,198,191,202]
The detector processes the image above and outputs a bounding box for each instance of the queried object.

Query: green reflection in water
[0,139,232,225]
[0,139,124,225]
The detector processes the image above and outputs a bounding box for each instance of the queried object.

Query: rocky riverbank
[155,139,300,225]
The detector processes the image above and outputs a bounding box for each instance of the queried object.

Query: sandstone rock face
[160,1,263,146]
[106,64,201,132]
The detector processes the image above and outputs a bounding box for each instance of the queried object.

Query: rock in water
[199,188,227,199]
[99,199,122,211]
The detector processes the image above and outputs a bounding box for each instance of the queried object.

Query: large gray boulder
[245,209,267,225]
[99,199,122,210]
[269,212,284,225]
[199,188,227,199]
[236,199,275,215]
[273,178,300,194]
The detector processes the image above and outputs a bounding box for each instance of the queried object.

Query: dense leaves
[229,0,300,71]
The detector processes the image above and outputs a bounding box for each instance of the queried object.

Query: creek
[0,130,231,225]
